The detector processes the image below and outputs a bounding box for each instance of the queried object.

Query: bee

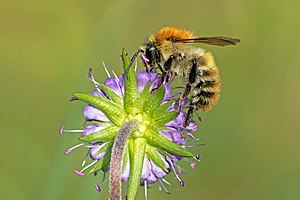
[139,27,240,127]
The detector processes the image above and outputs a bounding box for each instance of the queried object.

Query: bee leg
[179,59,197,114]
[184,105,196,128]
[177,82,192,114]
[124,49,143,79]
[195,111,202,122]
[164,55,175,71]
[157,64,167,84]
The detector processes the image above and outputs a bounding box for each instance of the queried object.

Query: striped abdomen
[191,52,221,111]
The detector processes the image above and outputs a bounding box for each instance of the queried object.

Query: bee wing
[175,36,240,46]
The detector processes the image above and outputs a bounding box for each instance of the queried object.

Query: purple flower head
[61,53,201,199]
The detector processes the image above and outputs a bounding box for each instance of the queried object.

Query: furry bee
[140,27,240,127]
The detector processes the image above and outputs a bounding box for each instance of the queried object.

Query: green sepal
[122,48,130,72]
[99,83,123,105]
[139,81,151,105]
[156,100,173,113]
[127,138,146,200]
[144,125,193,157]
[122,49,141,115]
[79,125,120,142]
[84,121,110,126]
[73,92,126,126]
[143,86,165,117]
[154,111,177,127]
[146,144,168,172]
[88,149,112,174]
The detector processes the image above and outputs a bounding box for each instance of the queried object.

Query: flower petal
[83,105,109,122]
[141,158,151,180]
[89,143,107,160]
[122,161,130,182]
[82,124,105,137]
[136,72,151,93]
[150,160,167,179]
[186,121,197,131]
[165,111,185,129]
[105,77,122,96]
[161,129,185,144]
[145,172,158,184]
[118,74,125,95]
[162,83,171,102]
[91,90,103,97]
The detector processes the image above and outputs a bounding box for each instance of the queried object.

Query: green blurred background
[1,0,300,199]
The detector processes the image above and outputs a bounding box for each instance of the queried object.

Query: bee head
[144,43,158,67]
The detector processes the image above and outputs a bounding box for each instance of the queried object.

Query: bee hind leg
[184,104,196,128]
[177,82,191,114]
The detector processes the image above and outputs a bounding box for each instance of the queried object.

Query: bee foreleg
[124,49,143,78]
[163,55,175,71]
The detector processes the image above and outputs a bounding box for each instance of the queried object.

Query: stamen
[95,178,108,192]
[74,170,85,176]
[59,124,64,135]
[194,154,201,161]
[95,183,101,192]
[102,61,111,77]
[141,53,149,63]
[167,71,173,82]
[190,162,196,169]
[81,151,90,166]
[134,59,138,72]
[102,172,107,182]
[87,69,104,96]
[175,165,184,176]
[109,63,119,81]
[182,143,205,148]
[64,150,73,155]
[64,143,84,155]
[144,181,148,200]
[80,160,98,172]
[161,178,174,188]
[62,129,83,133]
[186,133,197,140]
[83,145,96,148]
[87,70,100,87]
[180,180,184,187]
[169,158,184,187]
[158,179,171,194]
[88,67,93,79]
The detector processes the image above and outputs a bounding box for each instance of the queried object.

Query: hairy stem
[109,121,138,200]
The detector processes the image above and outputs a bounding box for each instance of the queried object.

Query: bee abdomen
[190,52,221,111]
[192,90,220,111]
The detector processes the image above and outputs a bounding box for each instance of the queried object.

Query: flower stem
[109,121,138,200]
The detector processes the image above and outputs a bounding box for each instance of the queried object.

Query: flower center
[127,112,151,138]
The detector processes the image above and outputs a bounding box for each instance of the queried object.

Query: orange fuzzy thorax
[154,27,195,45]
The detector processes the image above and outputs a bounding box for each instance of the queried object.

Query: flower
[61,49,200,200]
